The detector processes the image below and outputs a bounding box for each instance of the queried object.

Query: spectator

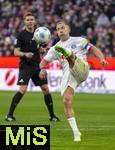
[96,12,110,27]
[0,0,114,56]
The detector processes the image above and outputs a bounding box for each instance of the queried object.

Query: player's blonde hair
[56,20,70,27]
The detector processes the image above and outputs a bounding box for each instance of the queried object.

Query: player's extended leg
[63,86,81,142]
[5,85,27,121]
[40,84,60,122]
[55,45,76,68]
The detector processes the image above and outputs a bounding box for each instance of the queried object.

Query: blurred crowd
[0,0,115,56]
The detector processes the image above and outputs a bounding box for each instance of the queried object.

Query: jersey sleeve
[14,33,22,48]
[44,47,58,62]
[81,37,93,51]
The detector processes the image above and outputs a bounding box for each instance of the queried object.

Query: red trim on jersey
[88,45,93,51]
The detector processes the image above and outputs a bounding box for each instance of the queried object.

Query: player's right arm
[39,47,58,79]
[39,59,49,79]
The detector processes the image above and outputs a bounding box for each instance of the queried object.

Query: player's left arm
[82,38,108,67]
[90,45,108,67]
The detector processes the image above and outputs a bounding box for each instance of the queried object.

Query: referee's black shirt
[15,29,40,69]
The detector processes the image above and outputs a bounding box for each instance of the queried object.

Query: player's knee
[41,86,49,94]
[19,86,27,94]
[63,94,72,106]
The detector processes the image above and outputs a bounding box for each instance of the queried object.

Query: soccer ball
[33,27,51,44]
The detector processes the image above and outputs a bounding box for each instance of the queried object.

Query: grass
[0,92,115,150]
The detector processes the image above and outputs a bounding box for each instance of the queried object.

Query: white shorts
[61,58,89,96]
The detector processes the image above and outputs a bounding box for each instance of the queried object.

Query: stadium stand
[0,0,115,56]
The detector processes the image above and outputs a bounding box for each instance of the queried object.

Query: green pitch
[0,92,115,150]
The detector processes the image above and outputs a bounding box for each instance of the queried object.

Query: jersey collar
[60,36,72,44]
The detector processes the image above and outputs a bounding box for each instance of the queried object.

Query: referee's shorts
[17,68,47,86]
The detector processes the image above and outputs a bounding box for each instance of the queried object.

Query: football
[33,27,51,44]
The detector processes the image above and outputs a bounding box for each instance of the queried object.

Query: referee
[5,12,59,122]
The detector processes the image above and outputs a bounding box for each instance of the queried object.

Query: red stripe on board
[0,56,115,70]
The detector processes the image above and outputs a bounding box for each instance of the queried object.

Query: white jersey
[44,36,92,73]
[44,36,91,95]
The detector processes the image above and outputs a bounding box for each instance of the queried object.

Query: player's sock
[67,117,81,142]
[55,45,72,57]
[7,92,24,116]
[44,94,55,118]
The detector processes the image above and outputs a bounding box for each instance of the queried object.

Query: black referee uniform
[16,29,47,86]
[5,29,59,122]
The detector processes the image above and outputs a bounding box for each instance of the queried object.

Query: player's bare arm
[39,59,49,79]
[91,46,108,67]
[14,48,34,58]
